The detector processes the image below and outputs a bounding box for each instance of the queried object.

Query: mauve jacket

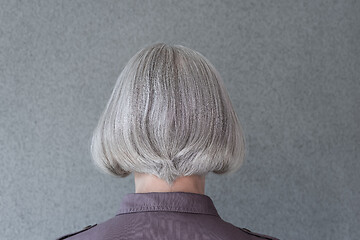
[57,192,279,240]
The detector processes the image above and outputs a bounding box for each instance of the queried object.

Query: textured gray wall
[1,1,359,240]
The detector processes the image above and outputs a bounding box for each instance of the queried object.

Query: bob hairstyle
[90,43,245,185]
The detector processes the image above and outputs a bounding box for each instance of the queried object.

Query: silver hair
[90,43,246,185]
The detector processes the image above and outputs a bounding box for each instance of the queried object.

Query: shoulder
[237,227,280,240]
[56,224,97,240]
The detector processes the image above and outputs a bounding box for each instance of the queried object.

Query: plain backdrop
[0,1,359,240]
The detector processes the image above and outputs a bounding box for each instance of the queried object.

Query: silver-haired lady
[57,43,279,240]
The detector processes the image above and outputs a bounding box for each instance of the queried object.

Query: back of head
[90,43,245,185]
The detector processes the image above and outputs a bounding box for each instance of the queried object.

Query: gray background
[0,1,359,240]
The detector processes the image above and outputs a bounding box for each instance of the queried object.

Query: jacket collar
[116,191,220,218]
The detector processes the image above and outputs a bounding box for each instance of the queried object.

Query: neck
[134,172,206,194]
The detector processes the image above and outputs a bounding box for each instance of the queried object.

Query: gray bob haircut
[90,43,245,185]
